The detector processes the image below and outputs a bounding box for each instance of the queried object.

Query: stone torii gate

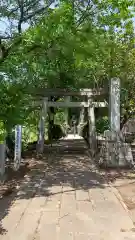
[36,88,107,155]
[0,78,132,182]
[36,78,133,167]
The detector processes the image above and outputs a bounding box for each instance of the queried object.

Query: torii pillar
[88,96,96,156]
[37,97,48,153]
[64,96,70,134]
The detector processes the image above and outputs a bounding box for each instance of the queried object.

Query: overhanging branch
[22,0,54,22]
[0,0,55,64]
[0,35,13,39]
[0,37,22,64]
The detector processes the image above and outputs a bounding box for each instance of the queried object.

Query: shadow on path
[0,138,106,235]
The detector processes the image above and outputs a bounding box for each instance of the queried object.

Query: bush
[96,117,109,134]
[48,124,66,141]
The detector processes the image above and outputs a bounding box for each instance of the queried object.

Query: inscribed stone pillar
[88,97,96,155]
[14,125,22,170]
[109,78,122,166]
[110,78,120,137]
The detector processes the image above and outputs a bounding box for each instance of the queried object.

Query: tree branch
[0,35,12,39]
[120,107,135,130]
[24,0,39,13]
[0,0,55,64]
[22,0,54,22]
[0,37,22,64]
[18,0,25,33]
[7,6,20,17]
[76,0,92,28]
[0,39,9,62]
[120,87,135,129]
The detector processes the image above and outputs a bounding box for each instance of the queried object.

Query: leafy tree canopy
[0,0,135,135]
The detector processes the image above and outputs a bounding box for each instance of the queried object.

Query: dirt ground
[0,150,38,199]
[0,144,55,199]
[99,167,135,224]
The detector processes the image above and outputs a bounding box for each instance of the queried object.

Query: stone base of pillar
[36,139,44,154]
[77,123,86,136]
[118,142,134,167]
[89,135,97,157]
[98,130,134,168]
[63,123,70,135]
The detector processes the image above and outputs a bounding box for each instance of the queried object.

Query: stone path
[0,135,135,239]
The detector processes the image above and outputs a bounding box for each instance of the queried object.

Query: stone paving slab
[0,136,135,239]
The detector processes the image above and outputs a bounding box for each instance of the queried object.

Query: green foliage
[48,124,66,141]
[96,117,110,134]
[22,125,37,149]
[55,110,65,126]
[0,0,135,136]
[0,121,6,143]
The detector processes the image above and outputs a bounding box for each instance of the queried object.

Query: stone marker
[110,78,120,136]
[14,125,22,170]
[88,97,96,155]
[99,129,134,167]
[0,143,6,181]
